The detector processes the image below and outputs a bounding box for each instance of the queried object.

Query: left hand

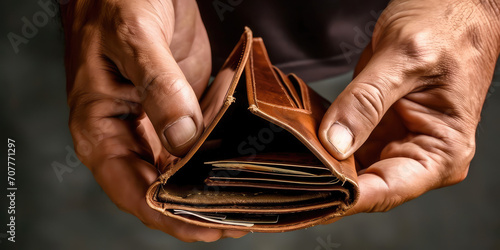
[319,0,500,216]
[60,0,246,242]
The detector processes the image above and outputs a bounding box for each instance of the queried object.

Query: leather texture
[146,28,359,232]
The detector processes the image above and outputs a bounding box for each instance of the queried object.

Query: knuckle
[400,30,440,64]
[350,82,388,128]
[443,136,476,186]
[142,74,186,103]
[103,1,161,43]
[397,29,456,77]
[115,17,154,42]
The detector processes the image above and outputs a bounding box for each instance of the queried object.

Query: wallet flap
[157,27,253,179]
[245,38,358,186]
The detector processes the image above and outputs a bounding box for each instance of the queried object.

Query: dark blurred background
[1,1,499,249]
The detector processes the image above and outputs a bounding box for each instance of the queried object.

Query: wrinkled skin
[61,0,500,242]
[61,0,246,242]
[319,0,500,218]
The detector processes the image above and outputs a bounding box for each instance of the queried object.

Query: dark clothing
[197,0,390,82]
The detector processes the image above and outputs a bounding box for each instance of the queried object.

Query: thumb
[135,58,204,157]
[103,22,204,157]
[319,51,413,159]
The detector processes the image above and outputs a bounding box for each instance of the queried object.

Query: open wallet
[146,27,359,232]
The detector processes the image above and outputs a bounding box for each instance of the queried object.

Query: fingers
[222,230,249,239]
[121,40,203,157]
[100,1,206,156]
[93,152,245,242]
[343,157,433,215]
[81,115,241,242]
[71,98,245,241]
[319,50,416,159]
[67,67,236,242]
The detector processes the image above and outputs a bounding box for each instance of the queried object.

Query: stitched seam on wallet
[256,100,312,114]
[182,192,264,197]
[251,51,257,105]
[234,39,246,78]
[175,191,332,198]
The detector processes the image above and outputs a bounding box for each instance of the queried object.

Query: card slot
[208,176,340,186]
[173,209,280,226]
[173,209,255,227]
[174,210,227,220]
[206,153,333,176]
[206,151,328,169]
[205,152,328,170]
[211,168,333,178]
[209,163,330,176]
[209,162,331,176]
[209,169,339,183]
[272,66,303,109]
[162,193,346,212]
[223,213,279,224]
[288,74,310,111]
[205,179,344,191]
[159,183,334,206]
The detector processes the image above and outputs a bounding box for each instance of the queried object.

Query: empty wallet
[146,27,359,232]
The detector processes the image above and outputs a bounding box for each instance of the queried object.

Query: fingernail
[327,122,353,155]
[164,116,197,149]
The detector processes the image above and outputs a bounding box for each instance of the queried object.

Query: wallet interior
[148,29,357,230]
[155,74,350,227]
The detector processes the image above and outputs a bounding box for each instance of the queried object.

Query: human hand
[319,0,500,216]
[61,0,246,241]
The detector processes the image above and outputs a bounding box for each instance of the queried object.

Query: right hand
[61,0,247,242]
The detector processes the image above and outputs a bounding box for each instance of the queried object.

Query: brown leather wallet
[146,27,359,232]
